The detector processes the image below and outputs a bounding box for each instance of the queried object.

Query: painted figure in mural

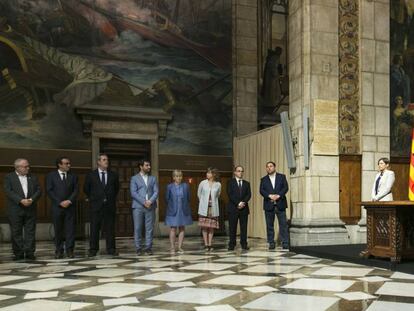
[130,159,159,256]
[391,54,411,107]
[165,169,192,254]
[197,167,221,251]
[261,47,283,108]
[84,154,120,257]
[4,158,42,261]
[371,158,395,202]
[46,157,79,259]
[259,161,289,250]
[392,95,414,150]
[227,165,251,252]
[391,0,408,52]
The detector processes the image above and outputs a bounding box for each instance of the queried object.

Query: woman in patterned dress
[197,167,221,251]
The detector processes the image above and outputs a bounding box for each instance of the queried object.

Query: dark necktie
[61,173,67,183]
[375,172,383,195]
[101,171,106,186]
[238,180,242,194]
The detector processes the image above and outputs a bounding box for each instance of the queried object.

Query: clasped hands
[20,198,33,207]
[144,200,153,208]
[268,194,280,203]
[59,200,72,208]
[237,201,246,209]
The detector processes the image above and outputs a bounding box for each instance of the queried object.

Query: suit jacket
[371,170,395,201]
[226,178,251,215]
[165,182,191,217]
[46,170,78,210]
[130,174,159,209]
[84,169,119,209]
[4,172,42,210]
[259,173,289,211]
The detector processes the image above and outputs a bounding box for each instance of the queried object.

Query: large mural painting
[391,0,414,157]
[0,0,232,155]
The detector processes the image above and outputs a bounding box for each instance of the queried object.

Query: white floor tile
[179,263,237,271]
[150,268,173,272]
[147,287,240,305]
[166,281,195,287]
[366,301,414,311]
[96,265,118,268]
[280,273,309,279]
[195,305,237,311]
[241,251,284,257]
[390,272,414,280]
[376,281,414,297]
[73,268,136,278]
[282,278,355,292]
[241,265,302,274]
[135,271,202,282]
[242,293,339,311]
[106,307,171,311]
[38,273,64,278]
[0,295,14,301]
[2,278,90,292]
[244,286,278,293]
[103,297,139,306]
[357,276,390,283]
[79,259,131,265]
[127,261,183,269]
[214,257,264,263]
[0,299,92,311]
[211,270,236,275]
[311,267,373,277]
[162,255,214,261]
[46,262,69,266]
[0,263,41,270]
[202,275,274,287]
[273,258,321,265]
[26,265,89,274]
[334,291,377,301]
[24,291,59,299]
[332,261,363,267]
[69,282,158,298]
[97,277,125,283]
[0,276,30,283]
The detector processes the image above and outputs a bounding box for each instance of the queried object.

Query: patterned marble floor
[0,237,412,311]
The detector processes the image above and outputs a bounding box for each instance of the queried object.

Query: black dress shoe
[25,254,36,260]
[282,245,290,250]
[66,251,74,258]
[228,246,235,251]
[242,246,250,251]
[55,252,64,259]
[136,249,143,256]
[88,251,97,257]
[145,248,153,256]
[13,255,24,261]
[269,243,276,250]
[107,250,119,256]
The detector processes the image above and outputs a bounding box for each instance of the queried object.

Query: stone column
[359,0,390,237]
[232,0,258,136]
[289,0,349,246]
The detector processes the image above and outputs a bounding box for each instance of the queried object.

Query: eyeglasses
[236,170,244,172]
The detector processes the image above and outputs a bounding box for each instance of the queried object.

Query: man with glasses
[226,165,251,251]
[46,157,79,258]
[4,158,41,260]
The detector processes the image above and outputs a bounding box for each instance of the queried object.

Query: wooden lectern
[360,201,414,263]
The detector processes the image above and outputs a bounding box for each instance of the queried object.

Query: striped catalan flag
[410,129,414,201]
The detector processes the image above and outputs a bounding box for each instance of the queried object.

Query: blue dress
[165,183,193,227]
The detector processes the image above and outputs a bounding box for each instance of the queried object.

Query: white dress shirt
[268,173,276,189]
[16,171,28,198]
[140,172,149,200]
[58,170,66,180]
[235,177,243,188]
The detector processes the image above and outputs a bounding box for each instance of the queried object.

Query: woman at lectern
[371,158,395,201]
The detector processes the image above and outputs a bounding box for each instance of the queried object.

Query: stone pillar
[232,0,258,136]
[359,0,390,236]
[289,0,349,246]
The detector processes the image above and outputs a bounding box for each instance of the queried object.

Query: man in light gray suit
[130,159,159,255]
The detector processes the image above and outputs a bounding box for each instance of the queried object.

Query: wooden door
[100,138,150,237]
[339,155,362,224]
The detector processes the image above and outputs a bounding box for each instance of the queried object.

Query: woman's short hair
[207,167,219,181]
[378,157,390,165]
[172,169,183,177]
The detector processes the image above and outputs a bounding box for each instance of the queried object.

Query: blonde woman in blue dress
[165,170,192,254]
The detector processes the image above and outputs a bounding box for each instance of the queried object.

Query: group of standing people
[4,155,291,261]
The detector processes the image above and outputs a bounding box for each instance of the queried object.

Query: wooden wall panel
[391,157,410,201]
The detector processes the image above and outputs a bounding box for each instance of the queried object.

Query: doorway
[100,138,151,237]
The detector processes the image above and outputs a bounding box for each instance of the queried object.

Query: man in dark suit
[46,157,78,259]
[259,161,289,250]
[84,153,119,256]
[4,158,41,260]
[227,165,251,251]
